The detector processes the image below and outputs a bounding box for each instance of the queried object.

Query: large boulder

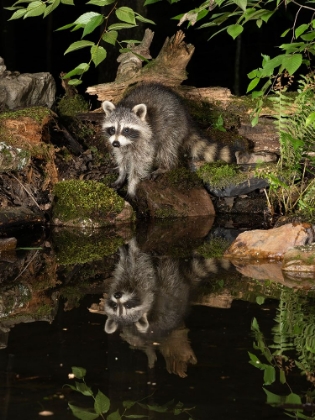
[0,57,56,109]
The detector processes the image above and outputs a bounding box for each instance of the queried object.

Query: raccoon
[104,238,191,335]
[102,83,240,197]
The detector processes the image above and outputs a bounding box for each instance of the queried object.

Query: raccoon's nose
[112,141,120,148]
[114,291,123,299]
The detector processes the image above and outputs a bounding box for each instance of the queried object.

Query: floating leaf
[75,381,93,396]
[263,365,276,385]
[94,390,110,414]
[68,404,99,420]
[72,366,86,379]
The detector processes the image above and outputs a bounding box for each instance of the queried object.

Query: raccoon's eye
[107,127,115,135]
[125,303,131,309]
[123,128,130,134]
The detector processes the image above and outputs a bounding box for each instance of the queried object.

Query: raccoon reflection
[104,238,191,335]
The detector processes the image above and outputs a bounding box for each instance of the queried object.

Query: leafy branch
[6,0,155,85]
[64,366,195,420]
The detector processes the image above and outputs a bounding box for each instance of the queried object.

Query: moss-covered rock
[52,179,135,227]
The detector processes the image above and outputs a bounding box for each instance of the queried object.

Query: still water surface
[0,218,315,420]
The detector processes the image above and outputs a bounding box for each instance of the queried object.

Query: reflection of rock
[231,260,285,283]
[0,57,56,109]
[225,223,314,260]
[282,243,315,274]
[193,291,233,308]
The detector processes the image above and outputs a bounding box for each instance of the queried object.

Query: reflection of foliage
[249,288,315,419]
[64,366,195,420]
[196,237,231,258]
[53,229,124,265]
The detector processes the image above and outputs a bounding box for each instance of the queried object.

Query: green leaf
[281,28,291,37]
[8,8,27,19]
[102,31,118,45]
[56,22,75,31]
[43,0,60,17]
[82,14,104,38]
[108,23,137,31]
[64,40,95,54]
[68,404,99,420]
[91,45,107,67]
[63,63,90,78]
[263,365,276,385]
[285,393,302,407]
[247,77,260,93]
[72,367,86,379]
[301,31,315,41]
[116,7,136,25]
[138,403,168,413]
[227,24,243,40]
[107,409,121,420]
[75,381,93,396]
[256,296,265,305]
[124,416,147,418]
[24,1,46,18]
[306,111,315,126]
[94,390,110,414]
[87,0,115,4]
[282,54,302,75]
[279,369,286,384]
[74,12,100,25]
[60,0,74,4]
[135,14,155,25]
[234,0,247,11]
[251,317,260,332]
[68,79,83,86]
[123,400,136,409]
[248,352,263,369]
[143,0,162,4]
[295,23,309,39]
[263,388,284,406]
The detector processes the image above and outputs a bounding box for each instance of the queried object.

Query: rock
[224,223,314,260]
[52,180,136,228]
[136,177,215,218]
[133,167,216,219]
[0,142,30,172]
[282,243,315,273]
[206,177,269,197]
[0,237,17,252]
[0,58,56,109]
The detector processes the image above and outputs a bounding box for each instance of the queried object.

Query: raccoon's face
[104,290,150,334]
[102,102,148,148]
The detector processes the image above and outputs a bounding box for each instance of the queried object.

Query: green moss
[154,206,181,219]
[164,167,203,190]
[53,180,125,225]
[197,237,231,258]
[56,94,89,118]
[53,228,124,265]
[196,162,248,189]
[0,106,52,124]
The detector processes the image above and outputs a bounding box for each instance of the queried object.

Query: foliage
[249,290,315,419]
[256,74,315,216]
[64,366,195,419]
[5,1,155,86]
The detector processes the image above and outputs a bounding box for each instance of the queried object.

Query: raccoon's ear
[135,313,149,333]
[132,104,147,121]
[104,317,119,334]
[102,101,116,117]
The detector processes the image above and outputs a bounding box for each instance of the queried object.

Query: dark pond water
[0,217,315,420]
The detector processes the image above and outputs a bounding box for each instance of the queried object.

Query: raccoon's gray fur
[104,238,191,335]
[104,237,233,335]
[102,83,240,197]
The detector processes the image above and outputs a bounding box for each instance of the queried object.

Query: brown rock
[224,223,314,260]
[136,179,215,219]
[282,243,315,273]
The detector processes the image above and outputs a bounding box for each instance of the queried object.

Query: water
[0,218,315,420]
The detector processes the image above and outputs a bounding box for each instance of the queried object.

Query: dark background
[0,0,298,101]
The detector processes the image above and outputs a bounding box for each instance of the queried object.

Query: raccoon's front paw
[111,180,124,190]
[150,168,167,181]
